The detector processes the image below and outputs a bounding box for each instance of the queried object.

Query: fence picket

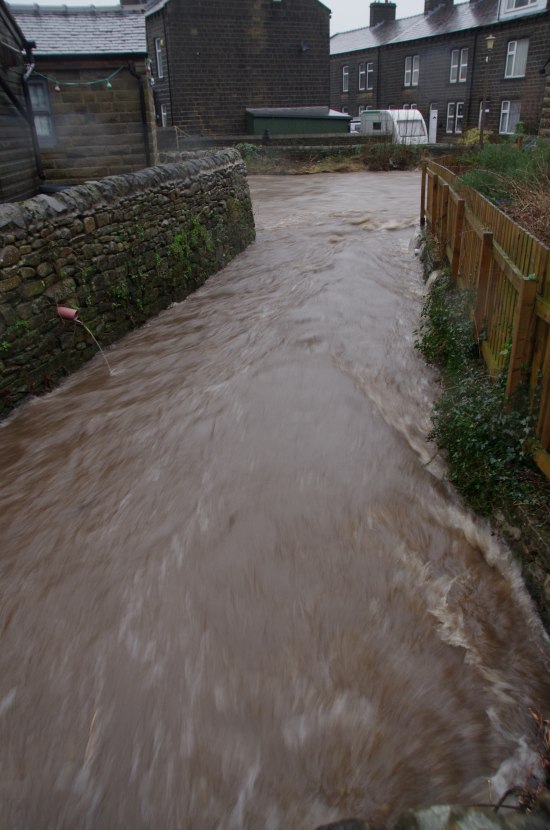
[424,159,550,475]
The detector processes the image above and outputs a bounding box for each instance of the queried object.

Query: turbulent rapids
[1,171,549,829]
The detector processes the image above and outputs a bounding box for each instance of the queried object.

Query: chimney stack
[369,1,397,27]
[424,0,453,14]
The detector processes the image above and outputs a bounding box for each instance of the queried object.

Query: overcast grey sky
[13,0,429,35]
[329,0,425,33]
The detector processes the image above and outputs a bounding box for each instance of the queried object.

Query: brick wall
[0,148,255,415]
[33,57,158,184]
[146,0,330,136]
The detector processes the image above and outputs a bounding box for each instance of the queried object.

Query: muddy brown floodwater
[1,172,550,830]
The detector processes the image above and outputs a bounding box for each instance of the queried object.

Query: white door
[429,108,438,143]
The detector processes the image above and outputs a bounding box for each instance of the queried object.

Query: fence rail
[421,159,550,480]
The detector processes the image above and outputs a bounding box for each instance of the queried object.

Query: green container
[246,107,350,136]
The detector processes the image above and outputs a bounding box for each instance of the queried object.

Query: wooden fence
[420,159,550,479]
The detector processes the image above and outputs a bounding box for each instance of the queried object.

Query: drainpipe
[469,33,479,133]
[162,5,173,125]
[376,47,382,109]
[127,59,152,167]
[21,46,45,180]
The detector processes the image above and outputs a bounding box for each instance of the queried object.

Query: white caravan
[359,109,428,144]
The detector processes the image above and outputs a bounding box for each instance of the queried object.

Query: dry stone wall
[0,148,255,416]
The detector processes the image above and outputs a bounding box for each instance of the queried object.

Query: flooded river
[1,172,549,829]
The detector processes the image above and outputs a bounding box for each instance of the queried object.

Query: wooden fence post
[438,183,449,263]
[432,174,439,237]
[473,230,493,340]
[537,332,550,452]
[506,276,538,398]
[450,197,465,281]
[420,161,426,227]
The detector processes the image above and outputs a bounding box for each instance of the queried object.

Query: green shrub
[430,367,534,513]
[235,142,261,160]
[457,142,550,202]
[363,142,421,171]
[415,270,538,514]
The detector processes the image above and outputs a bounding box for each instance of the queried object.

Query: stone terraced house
[144,0,332,136]
[10,3,157,187]
[0,0,40,202]
[331,0,550,143]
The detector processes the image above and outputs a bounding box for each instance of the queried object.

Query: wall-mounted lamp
[486,33,496,51]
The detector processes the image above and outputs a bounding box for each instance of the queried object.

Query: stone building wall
[0,5,39,202]
[330,8,550,141]
[0,99,37,204]
[31,57,158,185]
[146,0,331,136]
[0,148,255,416]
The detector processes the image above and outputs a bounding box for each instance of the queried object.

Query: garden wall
[0,148,255,416]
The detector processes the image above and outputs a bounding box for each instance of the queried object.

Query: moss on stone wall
[0,149,255,416]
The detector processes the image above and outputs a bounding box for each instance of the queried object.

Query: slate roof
[9,4,147,55]
[144,0,169,16]
[1,0,32,49]
[144,0,332,18]
[331,0,504,54]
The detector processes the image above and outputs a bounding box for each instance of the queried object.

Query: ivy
[415,270,545,515]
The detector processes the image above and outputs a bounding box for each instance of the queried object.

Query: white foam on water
[489,736,542,802]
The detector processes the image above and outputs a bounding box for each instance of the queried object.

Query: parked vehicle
[359,109,428,145]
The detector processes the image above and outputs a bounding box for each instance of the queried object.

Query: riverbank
[235,142,423,174]
[417,239,550,632]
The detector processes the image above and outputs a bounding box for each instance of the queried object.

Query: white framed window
[402,103,410,109]
[341,105,349,113]
[358,62,366,91]
[404,55,419,87]
[160,104,168,127]
[459,48,468,81]
[28,78,55,145]
[366,62,374,90]
[446,102,455,133]
[455,101,464,132]
[499,99,521,133]
[450,48,468,82]
[505,39,528,77]
[504,0,537,9]
[411,103,417,109]
[450,49,459,82]
[155,37,165,79]
[342,65,349,92]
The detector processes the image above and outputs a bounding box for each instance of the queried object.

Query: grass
[454,140,550,245]
[235,142,422,175]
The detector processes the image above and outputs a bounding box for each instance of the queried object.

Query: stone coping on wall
[0,148,243,239]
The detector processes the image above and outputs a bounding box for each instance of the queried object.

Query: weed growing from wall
[170,216,214,291]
